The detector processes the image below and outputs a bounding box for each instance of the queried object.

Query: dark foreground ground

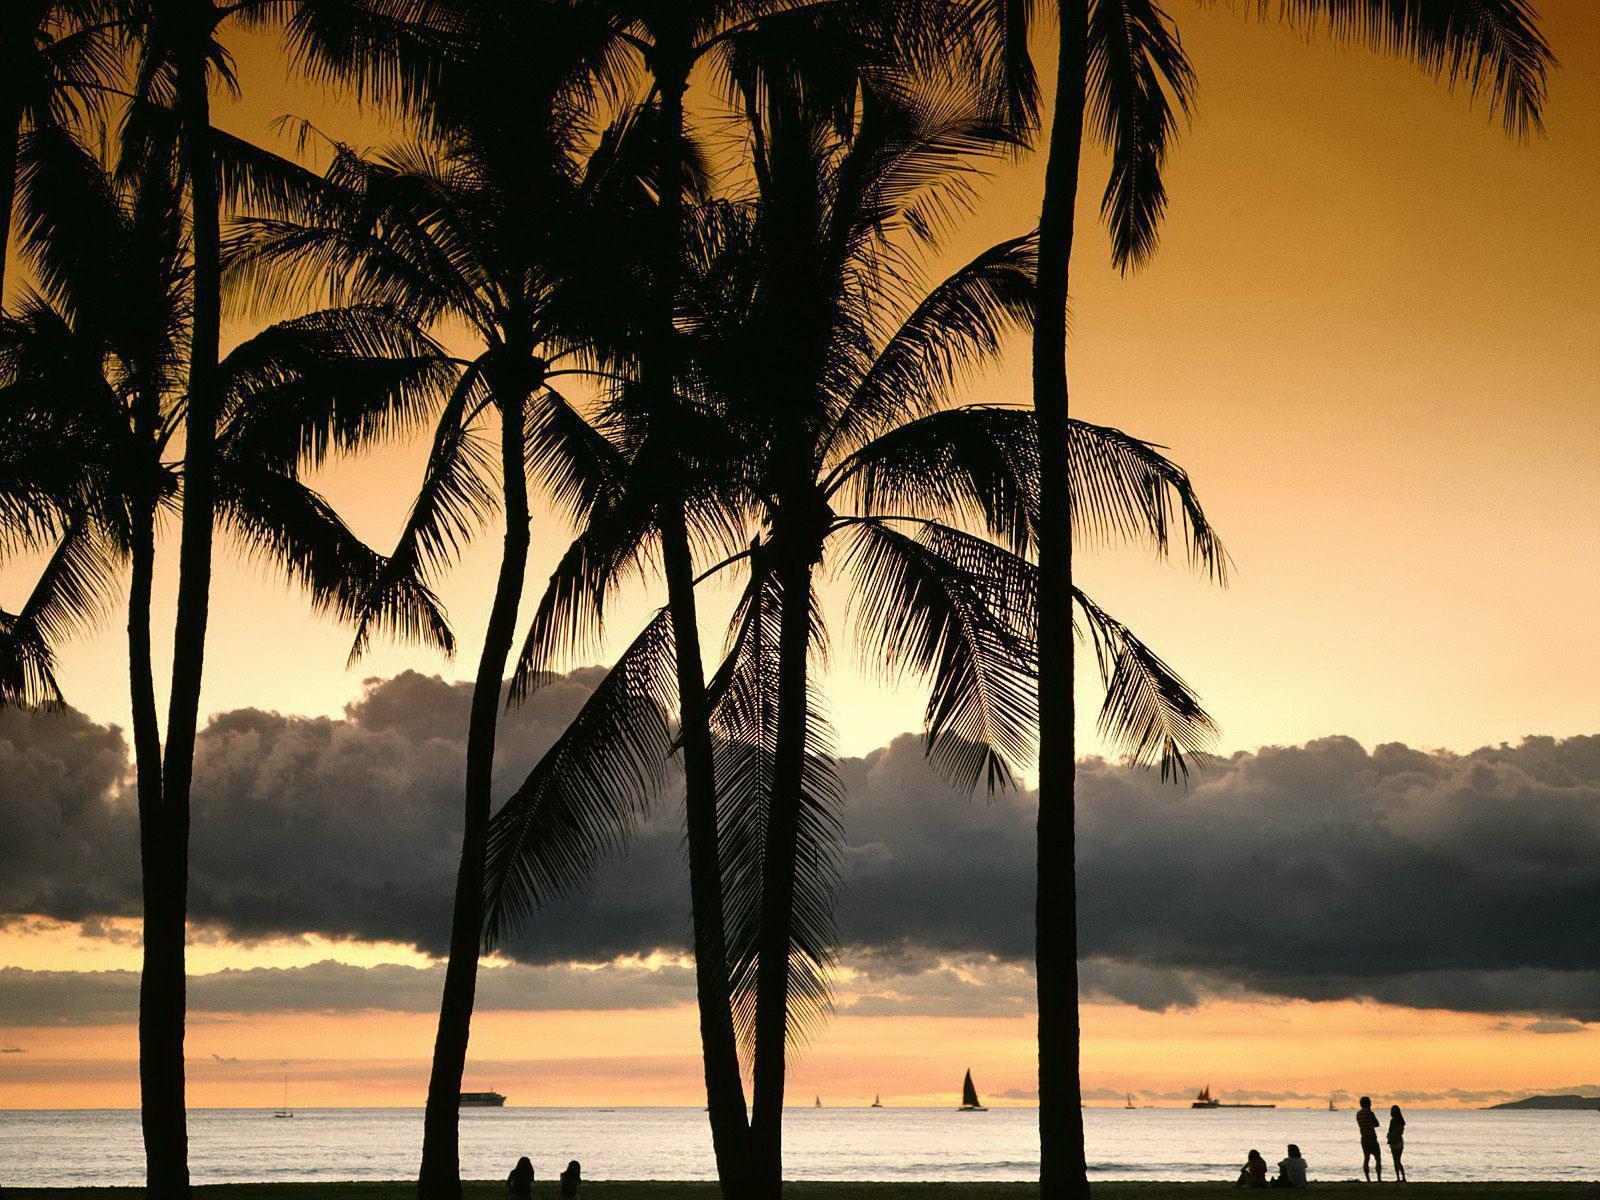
[8,1183,1598,1199]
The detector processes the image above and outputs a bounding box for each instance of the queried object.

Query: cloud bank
[2,677,1598,1023]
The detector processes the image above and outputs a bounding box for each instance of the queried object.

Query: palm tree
[0,1,122,305]
[969,1,1554,1193]
[222,11,670,1195]
[528,5,894,1185]
[0,119,456,1196]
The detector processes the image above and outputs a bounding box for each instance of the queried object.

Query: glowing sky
[2,1,1598,1109]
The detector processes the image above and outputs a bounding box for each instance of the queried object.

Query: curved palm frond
[482,605,679,949]
[1073,584,1216,781]
[216,458,454,658]
[217,303,457,472]
[829,403,1037,554]
[1069,417,1227,580]
[0,512,122,709]
[839,517,1036,793]
[711,563,843,1057]
[347,359,498,659]
[1087,0,1195,270]
[826,230,1036,458]
[1265,0,1552,136]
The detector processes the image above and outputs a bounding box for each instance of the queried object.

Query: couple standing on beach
[1356,1097,1407,1182]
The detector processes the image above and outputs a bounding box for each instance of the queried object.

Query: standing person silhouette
[1388,1105,1407,1182]
[1356,1097,1384,1181]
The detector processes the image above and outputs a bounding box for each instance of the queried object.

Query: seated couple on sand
[508,1157,583,1197]
[1235,1145,1308,1189]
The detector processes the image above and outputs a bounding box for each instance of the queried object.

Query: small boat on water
[1328,1096,1338,1112]
[1192,1086,1275,1110]
[1125,1093,1136,1110]
[814,1095,822,1108]
[871,1094,884,1108]
[459,1091,507,1107]
[959,1070,987,1112]
[274,1074,293,1119]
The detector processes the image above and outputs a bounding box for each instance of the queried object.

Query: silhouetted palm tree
[223,10,671,1195]
[0,122,456,1197]
[526,5,893,1186]
[972,1,1554,1193]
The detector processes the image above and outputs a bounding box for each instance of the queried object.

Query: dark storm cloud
[4,680,1600,1022]
[0,958,695,1026]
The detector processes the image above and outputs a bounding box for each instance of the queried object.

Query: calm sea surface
[1,1107,1595,1187]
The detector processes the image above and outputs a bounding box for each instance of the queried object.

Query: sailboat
[959,1069,987,1112]
[814,1095,822,1108]
[1328,1096,1338,1112]
[274,1073,293,1119]
[871,1094,884,1108]
[1125,1093,1136,1110]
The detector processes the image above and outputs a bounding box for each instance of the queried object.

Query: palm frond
[348,358,498,658]
[217,304,457,473]
[482,606,679,949]
[827,232,1036,458]
[1069,417,1227,580]
[830,404,1037,555]
[216,461,455,660]
[711,564,843,1058]
[1087,0,1195,271]
[839,518,1036,793]
[1261,0,1552,136]
[1074,585,1216,781]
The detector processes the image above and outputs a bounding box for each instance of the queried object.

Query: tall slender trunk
[649,39,754,1197]
[662,509,752,1193]
[417,364,532,1200]
[0,87,20,310]
[748,537,816,1199]
[147,31,224,1196]
[1035,5,1088,1198]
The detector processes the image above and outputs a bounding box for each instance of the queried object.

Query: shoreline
[6,1183,1598,1198]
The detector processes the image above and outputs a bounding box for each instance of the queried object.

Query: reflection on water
[1,1106,1595,1187]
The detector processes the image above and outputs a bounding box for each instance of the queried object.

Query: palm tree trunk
[748,540,815,1200]
[1035,4,1089,1199]
[147,36,224,1197]
[417,366,532,1200]
[649,38,754,1198]
[0,81,22,309]
[661,507,753,1195]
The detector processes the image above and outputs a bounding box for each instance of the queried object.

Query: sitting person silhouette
[560,1159,582,1197]
[1235,1148,1269,1188]
[507,1156,534,1198]
[1271,1144,1309,1189]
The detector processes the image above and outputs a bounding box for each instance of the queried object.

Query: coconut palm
[960,1,1554,1193]
[221,10,679,1195]
[0,119,456,1194]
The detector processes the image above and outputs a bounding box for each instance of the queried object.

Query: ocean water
[0,1106,1595,1187]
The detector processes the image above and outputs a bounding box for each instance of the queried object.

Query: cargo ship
[459,1091,507,1107]
[1191,1086,1274,1110]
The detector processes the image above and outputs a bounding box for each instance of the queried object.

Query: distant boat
[459,1091,506,1107]
[1329,1096,1338,1112]
[1192,1086,1274,1110]
[959,1070,987,1112]
[814,1095,822,1108]
[274,1074,293,1119]
[1125,1093,1136,1110]
[871,1094,884,1108]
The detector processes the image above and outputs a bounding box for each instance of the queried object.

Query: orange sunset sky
[1,2,1598,1110]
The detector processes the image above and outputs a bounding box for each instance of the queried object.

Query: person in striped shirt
[1356,1096,1384,1181]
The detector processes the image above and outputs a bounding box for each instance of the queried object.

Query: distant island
[1487,1094,1600,1111]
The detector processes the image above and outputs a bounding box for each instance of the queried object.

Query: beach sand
[5,1183,1597,1198]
